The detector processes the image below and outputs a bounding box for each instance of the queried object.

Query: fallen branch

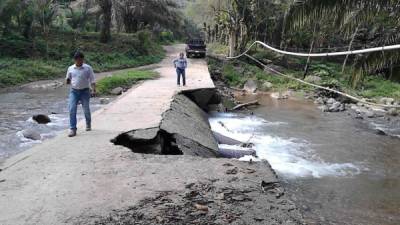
[231,100,259,110]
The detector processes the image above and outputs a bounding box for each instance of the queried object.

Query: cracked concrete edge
[111,93,220,158]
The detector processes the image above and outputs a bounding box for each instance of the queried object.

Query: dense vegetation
[0,0,196,88]
[186,0,400,100]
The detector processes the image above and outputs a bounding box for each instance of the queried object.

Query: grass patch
[97,70,158,95]
[0,31,165,88]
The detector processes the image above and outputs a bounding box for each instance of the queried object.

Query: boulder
[243,80,258,93]
[387,108,399,116]
[304,75,322,84]
[318,105,329,112]
[99,98,110,105]
[22,129,41,141]
[365,110,376,118]
[314,97,325,105]
[110,87,124,95]
[259,81,273,92]
[329,102,342,112]
[326,98,336,105]
[379,97,395,106]
[32,114,51,124]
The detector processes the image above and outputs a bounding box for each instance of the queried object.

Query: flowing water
[209,93,400,225]
[0,82,105,163]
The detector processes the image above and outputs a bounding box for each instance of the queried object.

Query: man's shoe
[68,129,77,137]
[86,126,91,131]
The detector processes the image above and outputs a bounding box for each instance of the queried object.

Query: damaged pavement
[112,93,220,158]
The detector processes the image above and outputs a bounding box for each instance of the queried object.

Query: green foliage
[0,58,64,87]
[0,32,165,88]
[222,64,243,86]
[97,70,158,95]
[159,31,175,44]
[359,77,400,99]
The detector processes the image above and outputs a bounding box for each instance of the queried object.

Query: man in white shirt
[65,52,96,137]
[173,52,188,86]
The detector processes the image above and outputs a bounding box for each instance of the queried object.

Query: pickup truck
[185,39,206,58]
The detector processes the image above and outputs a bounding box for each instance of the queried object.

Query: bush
[97,70,158,95]
[159,31,174,44]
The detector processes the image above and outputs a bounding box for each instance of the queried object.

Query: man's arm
[88,66,96,96]
[65,67,71,85]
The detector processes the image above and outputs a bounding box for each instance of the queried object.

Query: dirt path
[0,44,303,225]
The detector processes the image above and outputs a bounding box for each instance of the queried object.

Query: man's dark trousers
[176,68,186,86]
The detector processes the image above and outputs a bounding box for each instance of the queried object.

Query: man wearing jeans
[66,52,96,137]
[173,52,188,86]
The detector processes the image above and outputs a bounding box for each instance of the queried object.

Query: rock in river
[244,80,258,93]
[22,129,41,141]
[32,114,51,124]
[379,97,395,106]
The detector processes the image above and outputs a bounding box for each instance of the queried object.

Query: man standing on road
[173,52,188,86]
[65,52,96,137]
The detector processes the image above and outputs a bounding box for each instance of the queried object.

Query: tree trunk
[98,0,112,43]
[342,26,359,74]
[303,24,318,78]
[229,29,237,57]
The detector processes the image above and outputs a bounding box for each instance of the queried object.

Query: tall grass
[97,70,158,95]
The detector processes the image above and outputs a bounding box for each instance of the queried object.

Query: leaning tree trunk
[303,24,318,78]
[342,26,359,74]
[98,0,112,43]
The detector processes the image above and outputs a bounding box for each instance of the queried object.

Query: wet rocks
[32,114,51,124]
[110,87,124,95]
[99,98,110,105]
[387,108,399,116]
[22,129,41,141]
[314,97,345,113]
[379,97,395,106]
[243,80,258,93]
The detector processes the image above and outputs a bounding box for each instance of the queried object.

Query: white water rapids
[209,112,363,178]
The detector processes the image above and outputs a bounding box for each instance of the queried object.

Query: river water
[209,93,400,225]
[0,82,105,163]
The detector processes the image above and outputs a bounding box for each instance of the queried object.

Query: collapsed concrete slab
[181,88,221,111]
[112,94,220,158]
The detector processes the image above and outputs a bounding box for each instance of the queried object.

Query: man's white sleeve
[66,67,71,79]
[89,66,95,84]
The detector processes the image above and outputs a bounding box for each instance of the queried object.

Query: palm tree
[286,0,400,87]
[114,0,180,33]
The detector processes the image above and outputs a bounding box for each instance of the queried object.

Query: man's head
[73,51,85,67]
[179,52,185,59]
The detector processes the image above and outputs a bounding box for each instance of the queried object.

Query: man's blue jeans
[69,88,91,130]
[176,68,186,86]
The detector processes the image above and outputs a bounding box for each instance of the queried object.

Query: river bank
[208,63,400,224]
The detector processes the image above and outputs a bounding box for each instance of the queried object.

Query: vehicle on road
[186,39,206,58]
